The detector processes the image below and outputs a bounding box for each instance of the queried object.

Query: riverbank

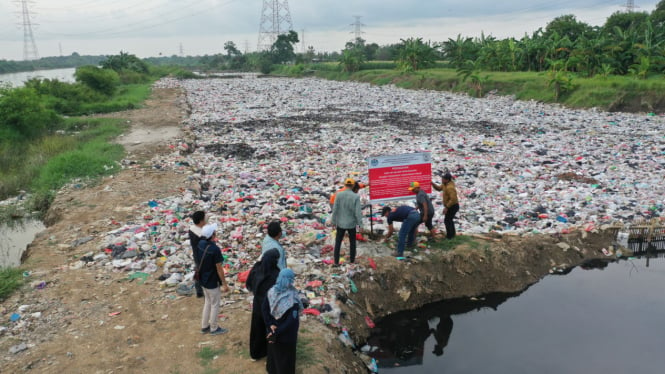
[1,76,661,373]
[274,65,665,114]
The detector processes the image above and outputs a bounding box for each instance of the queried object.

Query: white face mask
[281,230,287,238]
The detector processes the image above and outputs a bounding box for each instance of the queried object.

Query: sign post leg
[370,205,374,237]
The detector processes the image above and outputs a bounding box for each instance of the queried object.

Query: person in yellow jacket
[431,173,459,239]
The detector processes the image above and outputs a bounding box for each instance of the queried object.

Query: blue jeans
[397,210,421,255]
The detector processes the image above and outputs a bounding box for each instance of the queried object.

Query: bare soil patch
[2,86,615,374]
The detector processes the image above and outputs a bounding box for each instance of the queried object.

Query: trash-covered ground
[2,77,663,373]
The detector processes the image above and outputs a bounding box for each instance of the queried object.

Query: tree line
[0,53,105,74]
[338,2,665,77]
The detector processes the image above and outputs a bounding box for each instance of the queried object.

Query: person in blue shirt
[381,205,421,257]
[262,268,302,374]
[262,221,287,270]
[198,223,229,335]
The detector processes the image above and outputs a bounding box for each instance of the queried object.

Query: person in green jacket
[330,178,363,265]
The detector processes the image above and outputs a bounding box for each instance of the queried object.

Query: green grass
[77,84,152,114]
[197,346,226,367]
[0,117,127,221]
[296,336,318,370]
[0,267,24,300]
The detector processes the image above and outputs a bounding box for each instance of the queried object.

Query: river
[367,254,665,374]
[0,220,45,268]
[0,67,76,87]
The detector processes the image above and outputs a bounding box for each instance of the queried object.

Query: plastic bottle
[369,358,378,373]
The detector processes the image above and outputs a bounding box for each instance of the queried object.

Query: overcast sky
[0,0,659,61]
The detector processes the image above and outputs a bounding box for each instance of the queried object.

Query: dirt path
[1,87,356,374]
[1,85,616,374]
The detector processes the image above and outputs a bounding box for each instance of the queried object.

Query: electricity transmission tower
[17,0,39,60]
[351,16,365,42]
[257,0,293,51]
[622,0,638,12]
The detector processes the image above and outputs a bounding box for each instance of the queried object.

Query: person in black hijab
[246,248,281,360]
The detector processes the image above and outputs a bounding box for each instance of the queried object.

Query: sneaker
[201,326,210,334]
[210,327,228,335]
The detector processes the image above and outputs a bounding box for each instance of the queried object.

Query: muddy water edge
[337,230,614,370]
[0,220,45,268]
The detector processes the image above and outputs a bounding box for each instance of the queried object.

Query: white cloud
[0,0,659,60]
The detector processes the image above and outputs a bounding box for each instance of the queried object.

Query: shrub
[0,267,23,301]
[0,87,61,139]
[23,78,104,115]
[172,69,199,79]
[101,51,150,74]
[117,69,150,84]
[75,65,120,95]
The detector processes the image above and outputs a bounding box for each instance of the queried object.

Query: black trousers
[266,341,297,374]
[334,227,356,264]
[444,204,459,239]
[193,258,203,296]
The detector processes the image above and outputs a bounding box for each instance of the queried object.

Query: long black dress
[246,249,280,360]
[262,301,300,374]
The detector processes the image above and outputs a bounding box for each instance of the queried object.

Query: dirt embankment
[1,86,616,374]
[340,231,613,344]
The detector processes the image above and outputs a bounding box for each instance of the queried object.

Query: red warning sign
[367,152,432,202]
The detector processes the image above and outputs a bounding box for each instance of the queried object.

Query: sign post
[367,152,432,234]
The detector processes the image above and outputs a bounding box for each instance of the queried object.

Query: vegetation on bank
[1,117,127,216]
[0,267,23,301]
[267,2,665,111]
[275,66,665,112]
[0,51,178,222]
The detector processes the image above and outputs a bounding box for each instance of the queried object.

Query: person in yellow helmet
[330,181,366,207]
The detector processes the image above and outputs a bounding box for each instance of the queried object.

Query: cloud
[0,0,659,60]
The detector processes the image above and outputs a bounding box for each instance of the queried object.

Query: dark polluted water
[366,254,665,374]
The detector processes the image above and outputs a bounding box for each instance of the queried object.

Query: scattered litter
[8,343,28,354]
[42,76,663,363]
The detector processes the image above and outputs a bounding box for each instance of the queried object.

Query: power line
[39,0,239,38]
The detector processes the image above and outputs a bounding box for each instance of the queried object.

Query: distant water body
[0,67,76,87]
